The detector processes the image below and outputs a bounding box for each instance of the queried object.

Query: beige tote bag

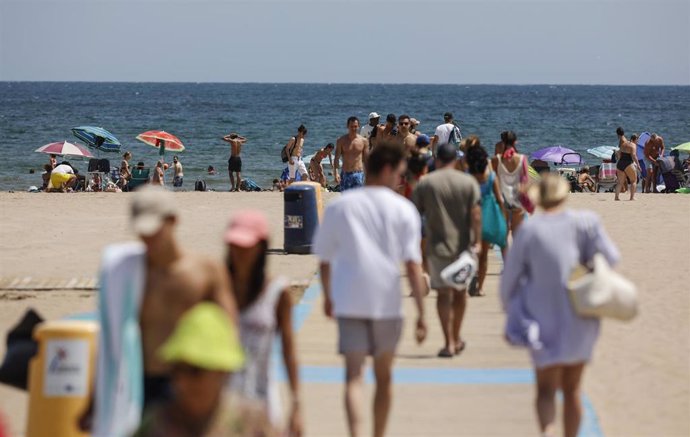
[568,253,638,321]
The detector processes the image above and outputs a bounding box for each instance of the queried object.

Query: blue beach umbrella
[586,146,617,160]
[71,126,122,153]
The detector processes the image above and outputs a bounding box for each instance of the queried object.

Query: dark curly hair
[466,142,489,175]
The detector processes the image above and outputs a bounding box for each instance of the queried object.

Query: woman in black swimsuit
[615,127,640,201]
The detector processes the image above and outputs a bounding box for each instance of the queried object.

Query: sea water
[1,82,688,191]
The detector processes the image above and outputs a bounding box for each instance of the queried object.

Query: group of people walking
[312,117,621,437]
[81,110,622,437]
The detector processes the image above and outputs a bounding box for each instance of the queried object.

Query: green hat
[159,302,245,372]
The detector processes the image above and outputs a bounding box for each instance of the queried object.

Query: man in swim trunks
[309,143,335,187]
[644,133,665,193]
[286,125,309,184]
[223,133,247,191]
[171,155,183,188]
[335,116,369,191]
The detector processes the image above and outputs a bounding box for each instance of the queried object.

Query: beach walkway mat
[290,250,605,437]
[0,276,98,291]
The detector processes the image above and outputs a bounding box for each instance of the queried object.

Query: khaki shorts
[427,254,462,290]
[337,318,402,356]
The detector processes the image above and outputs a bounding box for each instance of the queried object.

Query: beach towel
[93,242,146,437]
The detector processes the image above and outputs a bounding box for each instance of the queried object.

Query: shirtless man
[83,186,237,435]
[335,116,369,191]
[370,113,397,149]
[283,125,308,183]
[644,133,665,193]
[223,133,247,191]
[171,155,183,188]
[394,114,418,154]
[134,187,236,407]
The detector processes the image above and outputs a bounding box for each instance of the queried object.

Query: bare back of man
[140,254,233,375]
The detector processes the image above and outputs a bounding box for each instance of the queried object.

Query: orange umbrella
[136,130,185,156]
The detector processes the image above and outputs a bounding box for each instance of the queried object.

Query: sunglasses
[399,122,410,126]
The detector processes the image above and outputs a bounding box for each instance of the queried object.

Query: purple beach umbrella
[530,146,582,164]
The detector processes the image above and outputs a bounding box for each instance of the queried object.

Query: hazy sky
[1,0,688,84]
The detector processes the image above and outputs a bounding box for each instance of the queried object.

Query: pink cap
[224,210,270,247]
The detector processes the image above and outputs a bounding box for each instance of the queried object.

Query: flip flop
[437,348,454,358]
[455,341,467,355]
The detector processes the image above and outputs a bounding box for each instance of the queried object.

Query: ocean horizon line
[1,80,689,87]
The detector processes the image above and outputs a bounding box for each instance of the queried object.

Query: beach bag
[194,179,207,192]
[657,157,675,174]
[0,309,43,390]
[281,138,297,163]
[568,219,638,321]
[517,156,536,214]
[481,173,507,247]
[448,124,462,145]
[440,251,478,290]
[240,178,262,192]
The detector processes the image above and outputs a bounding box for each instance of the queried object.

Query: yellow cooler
[26,320,98,437]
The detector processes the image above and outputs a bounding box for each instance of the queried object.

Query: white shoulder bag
[568,220,638,321]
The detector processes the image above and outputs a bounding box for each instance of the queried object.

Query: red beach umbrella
[136,130,185,156]
[35,141,94,158]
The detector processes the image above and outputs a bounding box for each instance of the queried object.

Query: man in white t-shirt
[430,112,462,156]
[359,112,380,140]
[313,142,427,437]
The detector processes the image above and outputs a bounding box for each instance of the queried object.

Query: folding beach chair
[127,168,150,191]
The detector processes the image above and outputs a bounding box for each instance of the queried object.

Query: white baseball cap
[368,112,380,120]
[130,186,177,236]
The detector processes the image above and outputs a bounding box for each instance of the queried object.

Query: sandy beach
[1,191,689,436]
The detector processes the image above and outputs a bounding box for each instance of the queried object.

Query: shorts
[337,317,403,356]
[427,254,463,290]
[228,156,242,172]
[173,176,183,187]
[50,172,72,189]
[288,156,307,179]
[340,171,364,191]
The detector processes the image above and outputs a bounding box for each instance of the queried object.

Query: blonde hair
[538,174,570,209]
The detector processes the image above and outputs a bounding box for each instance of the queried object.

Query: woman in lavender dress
[500,174,620,437]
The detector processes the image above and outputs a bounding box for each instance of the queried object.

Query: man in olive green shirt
[412,143,481,358]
